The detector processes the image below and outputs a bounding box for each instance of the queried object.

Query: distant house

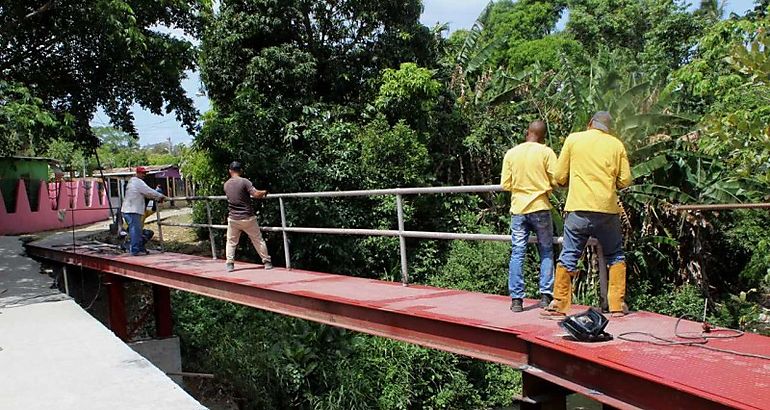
[100,165,193,208]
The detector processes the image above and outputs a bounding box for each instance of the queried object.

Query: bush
[430,238,510,294]
[630,281,706,319]
[173,291,522,409]
[709,289,769,335]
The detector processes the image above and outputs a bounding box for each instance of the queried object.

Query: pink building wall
[0,179,111,235]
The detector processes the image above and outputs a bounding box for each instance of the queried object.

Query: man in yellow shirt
[543,111,633,318]
[501,120,558,312]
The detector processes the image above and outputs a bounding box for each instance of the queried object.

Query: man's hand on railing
[252,190,268,199]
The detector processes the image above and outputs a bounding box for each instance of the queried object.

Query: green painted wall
[0,157,50,212]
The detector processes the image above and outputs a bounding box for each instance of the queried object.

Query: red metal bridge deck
[26,242,770,410]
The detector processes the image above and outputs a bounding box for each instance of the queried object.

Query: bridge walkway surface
[25,241,770,410]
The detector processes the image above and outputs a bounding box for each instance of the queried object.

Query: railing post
[396,194,409,286]
[155,204,164,252]
[595,241,609,312]
[279,198,291,269]
[205,200,218,260]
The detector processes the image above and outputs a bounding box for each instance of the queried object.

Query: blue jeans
[123,213,146,255]
[559,211,624,271]
[509,210,554,299]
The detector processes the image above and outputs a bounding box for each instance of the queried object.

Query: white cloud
[420,0,487,32]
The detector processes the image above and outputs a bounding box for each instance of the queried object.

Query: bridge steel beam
[27,245,528,366]
[105,273,128,341]
[152,284,173,338]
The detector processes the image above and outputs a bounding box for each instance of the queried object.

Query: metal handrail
[158,184,607,304]
[167,184,503,202]
[674,203,770,211]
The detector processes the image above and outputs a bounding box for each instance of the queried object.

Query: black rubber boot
[510,298,523,312]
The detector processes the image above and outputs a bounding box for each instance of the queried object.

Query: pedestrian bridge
[25,184,770,409]
[26,241,770,410]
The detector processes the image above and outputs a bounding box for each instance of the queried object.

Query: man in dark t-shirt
[223,161,273,271]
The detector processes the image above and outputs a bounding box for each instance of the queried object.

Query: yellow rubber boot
[543,264,577,316]
[608,261,628,316]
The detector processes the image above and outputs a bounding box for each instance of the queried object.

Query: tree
[46,138,85,172]
[375,62,442,130]
[567,0,649,54]
[0,0,210,148]
[667,14,770,182]
[566,0,705,79]
[0,81,74,156]
[93,126,147,168]
[199,0,434,109]
[480,0,574,70]
[694,0,725,20]
[358,118,431,188]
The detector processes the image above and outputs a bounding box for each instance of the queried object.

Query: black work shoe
[510,298,524,313]
[264,262,274,270]
[539,294,553,308]
[225,263,234,272]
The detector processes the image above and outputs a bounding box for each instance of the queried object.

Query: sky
[117,0,758,146]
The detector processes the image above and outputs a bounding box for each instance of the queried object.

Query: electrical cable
[84,274,102,311]
[617,316,770,361]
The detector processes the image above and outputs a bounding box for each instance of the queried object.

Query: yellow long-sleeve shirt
[500,141,557,214]
[555,129,633,214]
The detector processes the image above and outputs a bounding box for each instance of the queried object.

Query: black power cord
[618,316,770,361]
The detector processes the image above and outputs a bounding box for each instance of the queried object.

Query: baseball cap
[135,166,147,174]
[228,161,242,172]
[590,111,613,133]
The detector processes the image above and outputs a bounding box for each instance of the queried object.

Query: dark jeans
[509,210,555,299]
[558,211,624,271]
[123,213,151,255]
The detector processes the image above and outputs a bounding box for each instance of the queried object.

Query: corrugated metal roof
[100,165,177,177]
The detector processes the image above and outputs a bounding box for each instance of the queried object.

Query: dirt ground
[86,212,214,257]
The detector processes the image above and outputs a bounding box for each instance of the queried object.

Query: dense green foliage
[175,293,520,409]
[0,81,75,156]
[4,0,770,408]
[0,0,208,151]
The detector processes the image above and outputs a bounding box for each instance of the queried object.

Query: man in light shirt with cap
[121,166,167,256]
[543,111,633,318]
